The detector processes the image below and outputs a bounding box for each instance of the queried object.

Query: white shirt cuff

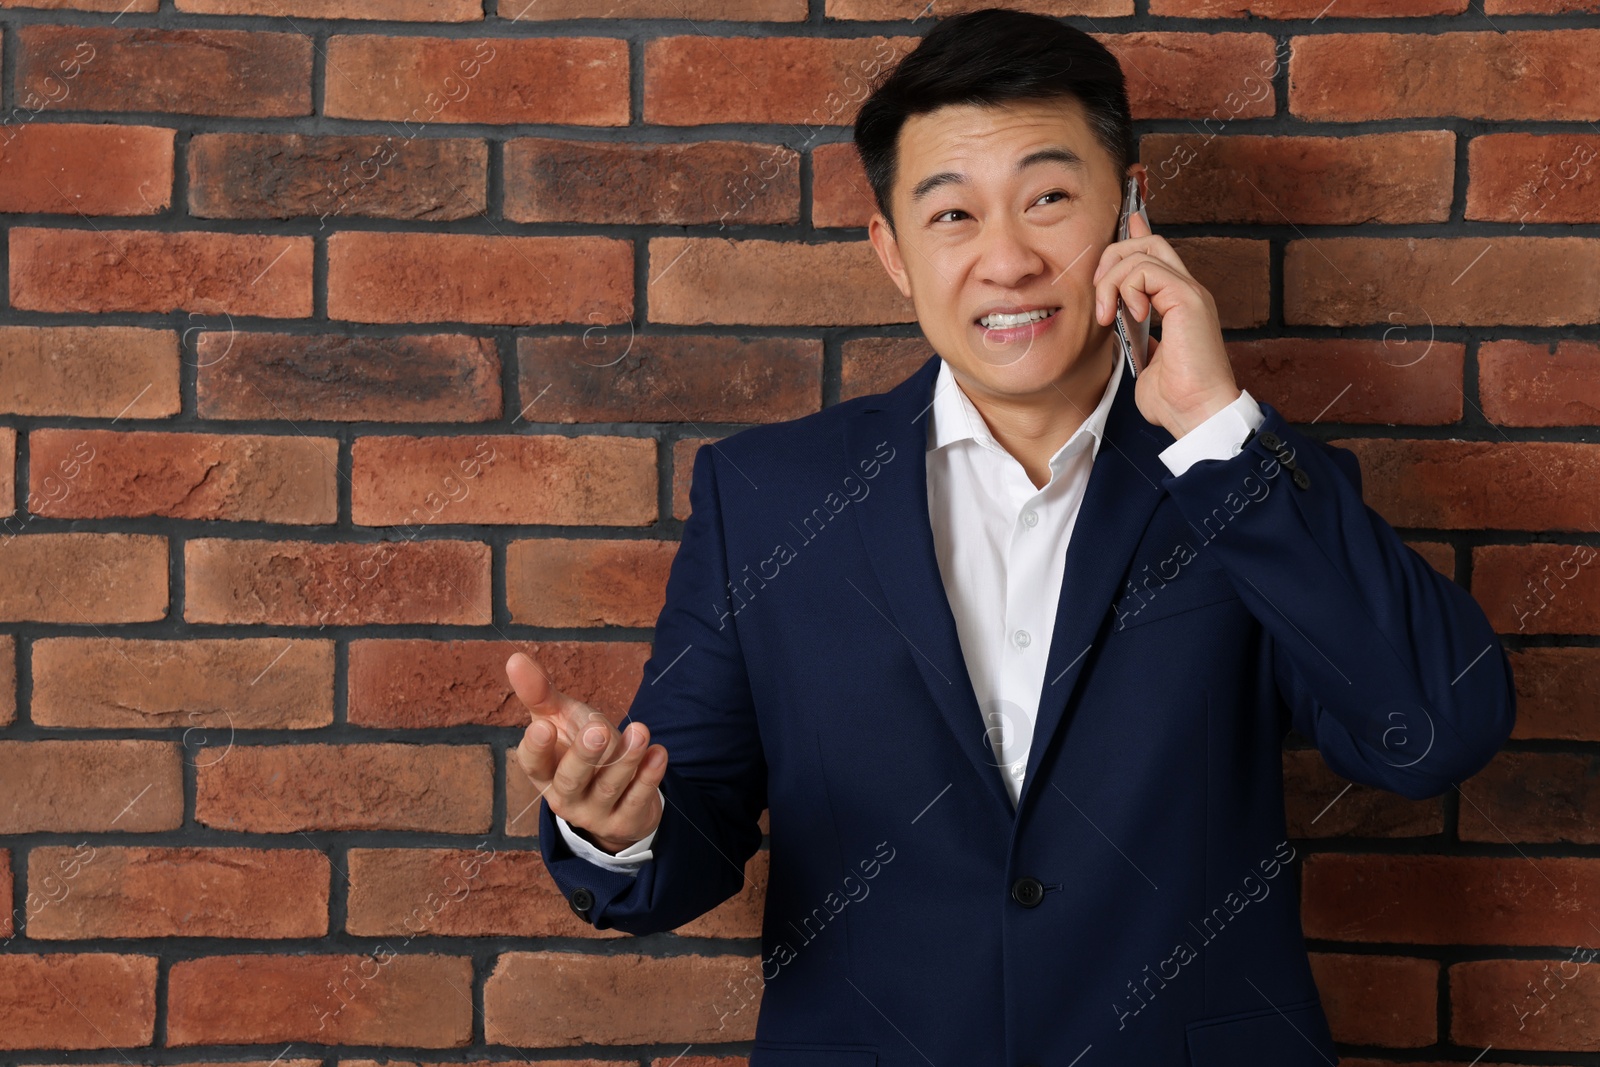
[1158,389,1266,477]
[552,786,662,875]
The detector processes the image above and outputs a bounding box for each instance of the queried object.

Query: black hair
[853,8,1134,234]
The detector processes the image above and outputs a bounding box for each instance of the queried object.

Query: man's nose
[975,215,1047,289]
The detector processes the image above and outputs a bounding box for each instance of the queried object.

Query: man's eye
[1035,191,1072,206]
[932,209,969,224]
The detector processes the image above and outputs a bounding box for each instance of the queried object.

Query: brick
[28,429,338,523]
[841,336,937,400]
[1282,749,1442,839]
[167,953,472,1047]
[347,638,649,729]
[1467,134,1600,226]
[188,132,486,222]
[1286,238,1600,327]
[1473,543,1600,635]
[484,951,761,1045]
[1457,751,1600,844]
[1332,440,1600,531]
[1309,952,1438,1047]
[1303,854,1600,945]
[0,533,167,623]
[672,437,718,520]
[0,326,178,418]
[325,36,627,125]
[16,26,312,117]
[1508,648,1600,741]
[1154,0,1460,12]
[0,954,156,1049]
[830,0,1131,15]
[0,634,13,727]
[1142,132,1455,225]
[3,0,157,9]
[648,238,912,326]
[645,36,917,126]
[196,743,492,833]
[1290,32,1600,122]
[1229,338,1464,425]
[195,331,502,423]
[31,637,334,730]
[1452,957,1600,1051]
[26,846,328,940]
[0,426,13,514]
[1488,0,1600,8]
[1406,539,1456,578]
[1105,33,1280,121]
[0,123,172,215]
[517,335,822,423]
[0,850,9,938]
[812,140,875,228]
[346,846,600,939]
[350,434,655,526]
[506,139,799,226]
[178,0,480,16]
[506,537,677,628]
[1480,339,1600,427]
[518,0,804,14]
[184,538,491,627]
[327,232,632,326]
[9,228,312,317]
[1171,237,1269,328]
[0,740,181,833]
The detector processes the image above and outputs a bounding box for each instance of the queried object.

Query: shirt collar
[926,350,1124,469]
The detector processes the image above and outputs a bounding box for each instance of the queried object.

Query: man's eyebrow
[909,146,1088,204]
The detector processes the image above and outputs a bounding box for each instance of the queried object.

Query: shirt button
[1013,629,1031,649]
[1010,764,1025,779]
[1022,509,1038,528]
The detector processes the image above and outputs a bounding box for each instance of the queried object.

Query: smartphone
[1114,175,1151,379]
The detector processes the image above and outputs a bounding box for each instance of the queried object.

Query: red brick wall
[0,0,1596,1063]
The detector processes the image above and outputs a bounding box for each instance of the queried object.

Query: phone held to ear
[1114,175,1151,379]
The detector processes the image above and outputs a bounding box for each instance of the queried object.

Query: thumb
[507,651,558,719]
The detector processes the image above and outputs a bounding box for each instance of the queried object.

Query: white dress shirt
[556,353,1265,869]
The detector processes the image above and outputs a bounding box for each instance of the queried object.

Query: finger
[515,715,562,786]
[586,721,652,808]
[1099,253,1177,325]
[614,742,669,817]
[548,714,621,804]
[507,651,602,751]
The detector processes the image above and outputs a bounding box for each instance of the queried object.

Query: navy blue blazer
[538,353,1516,1067]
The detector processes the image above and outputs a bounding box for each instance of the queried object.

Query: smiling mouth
[978,307,1060,329]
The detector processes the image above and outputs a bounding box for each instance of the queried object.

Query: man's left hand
[1092,208,1241,440]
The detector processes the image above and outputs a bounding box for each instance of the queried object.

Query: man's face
[868,97,1138,400]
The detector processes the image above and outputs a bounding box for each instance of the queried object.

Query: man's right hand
[508,650,667,855]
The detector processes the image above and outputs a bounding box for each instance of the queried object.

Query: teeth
[980,308,1058,329]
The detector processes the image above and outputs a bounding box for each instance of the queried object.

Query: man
[509,9,1516,1066]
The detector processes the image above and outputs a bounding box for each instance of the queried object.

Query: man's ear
[867,212,914,300]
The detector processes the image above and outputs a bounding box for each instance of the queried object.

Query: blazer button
[1011,876,1045,907]
[1292,468,1311,490]
[1258,430,1281,451]
[569,886,595,920]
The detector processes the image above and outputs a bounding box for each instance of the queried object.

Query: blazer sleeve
[1160,400,1517,801]
[537,441,769,933]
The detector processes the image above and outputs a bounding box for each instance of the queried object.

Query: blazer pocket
[1110,567,1242,632]
[1184,996,1335,1067]
[750,1043,877,1067]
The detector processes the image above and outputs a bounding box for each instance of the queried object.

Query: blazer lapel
[845,354,1014,819]
[844,352,1176,821]
[1016,362,1173,816]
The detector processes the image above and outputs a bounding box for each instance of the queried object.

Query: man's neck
[956,334,1120,490]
